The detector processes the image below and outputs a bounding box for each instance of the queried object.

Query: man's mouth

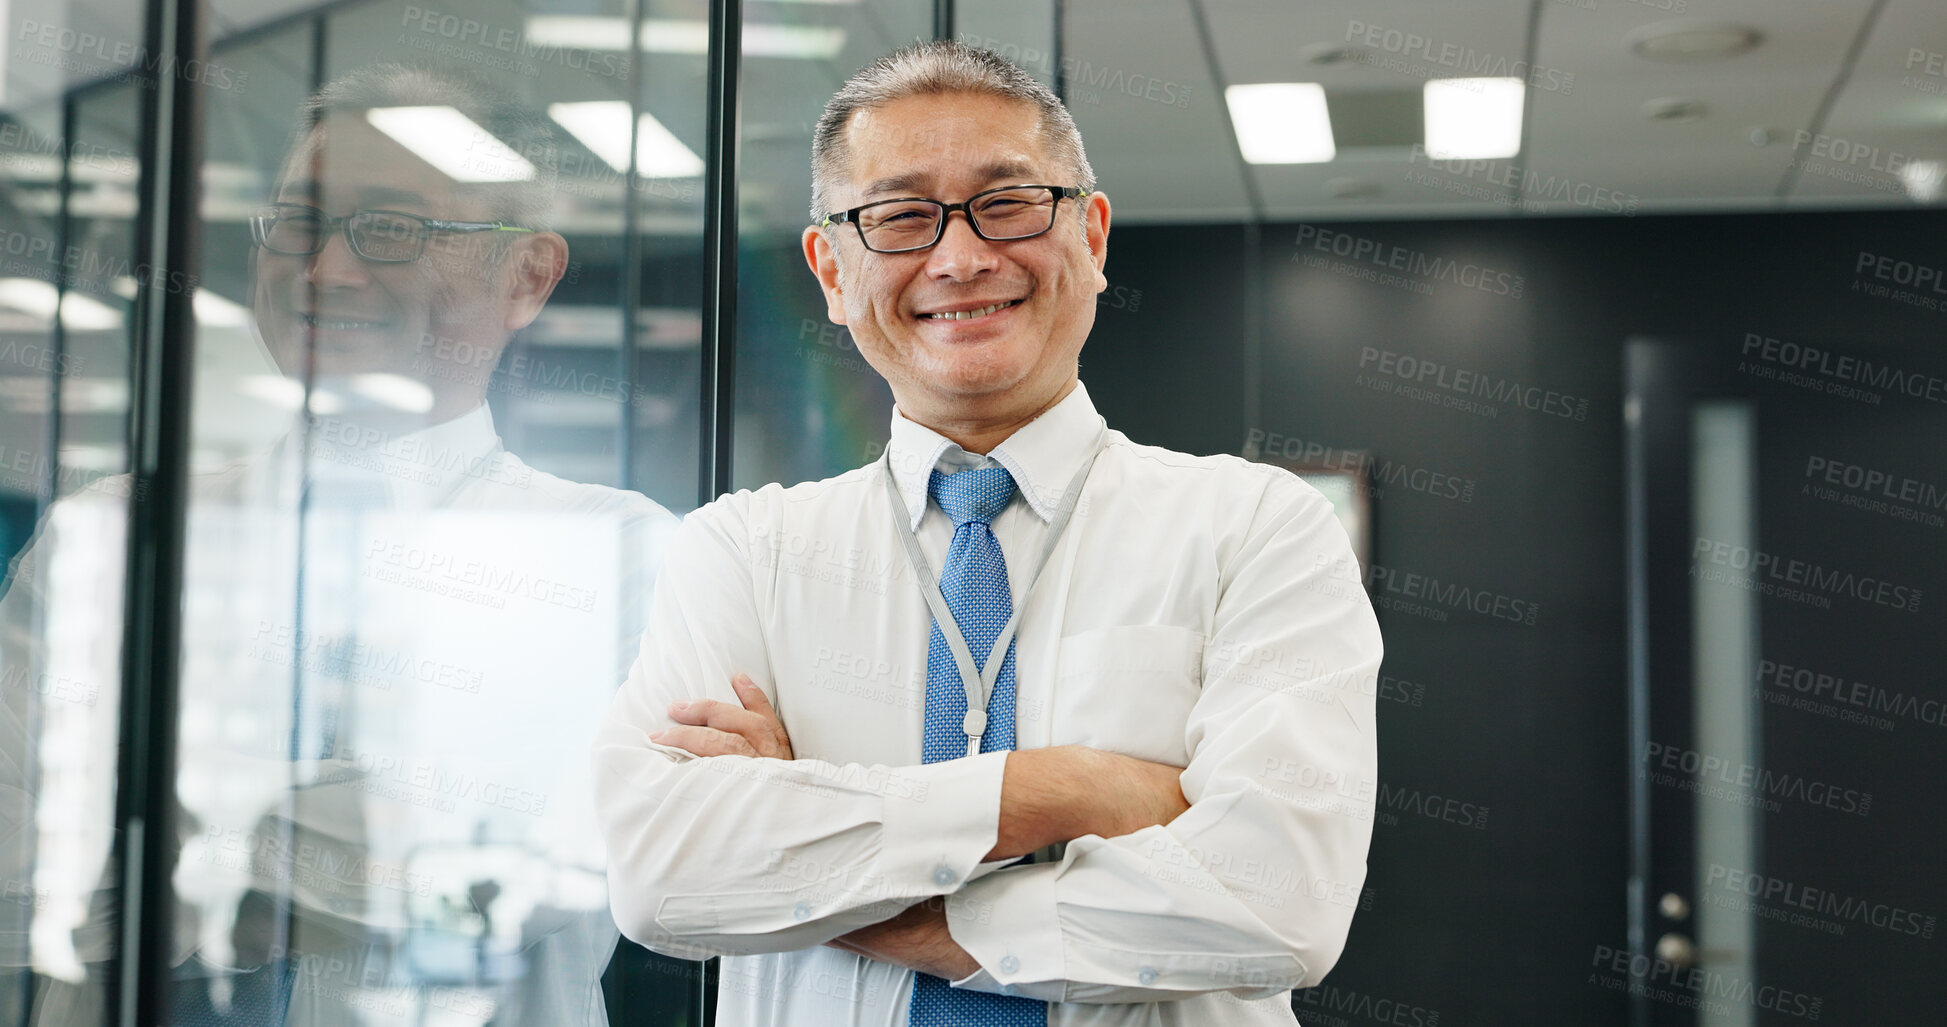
[919,299,1024,321]
[300,312,390,331]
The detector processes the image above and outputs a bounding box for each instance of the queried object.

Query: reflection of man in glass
[0,65,673,1025]
[597,42,1380,1026]
[249,76,564,429]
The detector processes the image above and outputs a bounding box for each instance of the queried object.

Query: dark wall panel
[1085,209,1947,1025]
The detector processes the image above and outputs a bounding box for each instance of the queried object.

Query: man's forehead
[275,177,433,206]
[842,94,1050,195]
[277,115,459,208]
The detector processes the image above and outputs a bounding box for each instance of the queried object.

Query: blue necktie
[910,466,1046,1026]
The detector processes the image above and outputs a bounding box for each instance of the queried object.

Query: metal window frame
[109,0,205,1018]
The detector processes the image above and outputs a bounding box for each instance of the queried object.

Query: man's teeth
[304,314,384,330]
[924,301,1013,320]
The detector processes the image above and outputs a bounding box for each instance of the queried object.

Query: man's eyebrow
[858,161,1043,201]
[359,185,431,207]
[861,172,928,198]
[969,161,1039,186]
[268,182,431,207]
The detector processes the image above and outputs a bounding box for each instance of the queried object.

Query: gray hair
[809,40,1095,225]
[280,63,558,232]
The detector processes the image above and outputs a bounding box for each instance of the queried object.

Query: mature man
[596,41,1380,1025]
[0,66,673,1024]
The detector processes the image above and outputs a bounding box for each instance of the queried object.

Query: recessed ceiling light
[0,278,122,329]
[241,374,305,411]
[1629,22,1762,62]
[549,101,706,177]
[1226,83,1336,164]
[1642,97,1709,122]
[193,289,251,327]
[365,107,536,183]
[1901,160,1944,202]
[525,16,847,59]
[1423,78,1524,161]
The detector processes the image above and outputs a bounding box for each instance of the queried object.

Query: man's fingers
[668,698,770,737]
[662,688,792,760]
[730,674,777,717]
[648,724,757,758]
[729,674,794,759]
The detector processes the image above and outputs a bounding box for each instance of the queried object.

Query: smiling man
[596,41,1381,1025]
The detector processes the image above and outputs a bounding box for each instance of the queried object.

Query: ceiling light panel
[549,102,706,178]
[1423,78,1525,160]
[524,16,846,59]
[365,107,536,183]
[1226,83,1337,164]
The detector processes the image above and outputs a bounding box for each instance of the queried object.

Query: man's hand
[826,899,979,981]
[650,674,794,759]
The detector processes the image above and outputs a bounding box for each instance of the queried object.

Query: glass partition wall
[1,0,710,1022]
[4,0,1946,1025]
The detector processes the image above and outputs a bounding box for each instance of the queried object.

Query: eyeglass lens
[255,207,426,261]
[857,187,1061,252]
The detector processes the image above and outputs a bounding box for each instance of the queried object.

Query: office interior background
[1,0,1943,1023]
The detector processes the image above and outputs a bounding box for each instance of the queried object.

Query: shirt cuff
[882,750,1009,897]
[943,861,1066,1003]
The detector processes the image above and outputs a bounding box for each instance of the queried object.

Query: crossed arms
[653,673,1192,979]
[592,474,1381,1003]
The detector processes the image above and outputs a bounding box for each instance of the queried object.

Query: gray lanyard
[882,432,1106,758]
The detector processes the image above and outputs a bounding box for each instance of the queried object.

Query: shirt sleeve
[593,493,1011,960]
[944,474,1382,1004]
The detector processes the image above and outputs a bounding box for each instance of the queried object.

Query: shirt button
[999,955,1019,974]
[793,902,812,921]
[1138,967,1158,986]
[933,866,956,886]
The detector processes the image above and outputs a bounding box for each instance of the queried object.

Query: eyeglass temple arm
[421,218,536,234]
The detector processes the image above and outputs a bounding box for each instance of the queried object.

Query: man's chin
[266,333,416,376]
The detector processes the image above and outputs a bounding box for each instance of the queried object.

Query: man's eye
[364,218,418,238]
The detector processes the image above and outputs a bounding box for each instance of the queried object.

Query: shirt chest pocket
[1050,625,1203,766]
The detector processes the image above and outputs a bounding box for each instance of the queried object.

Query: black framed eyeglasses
[818,185,1088,254]
[248,203,535,264]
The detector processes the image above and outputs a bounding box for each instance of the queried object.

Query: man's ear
[802,225,848,325]
[502,231,570,333]
[1084,190,1111,294]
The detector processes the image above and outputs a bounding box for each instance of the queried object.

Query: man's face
[252,113,540,400]
[802,92,1110,427]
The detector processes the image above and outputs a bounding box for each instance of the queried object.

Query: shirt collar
[276,403,505,510]
[885,381,1106,532]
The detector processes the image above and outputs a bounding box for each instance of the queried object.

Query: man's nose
[924,210,1000,281]
[303,226,371,289]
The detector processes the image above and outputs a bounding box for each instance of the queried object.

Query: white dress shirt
[0,403,678,1026]
[596,382,1383,1027]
